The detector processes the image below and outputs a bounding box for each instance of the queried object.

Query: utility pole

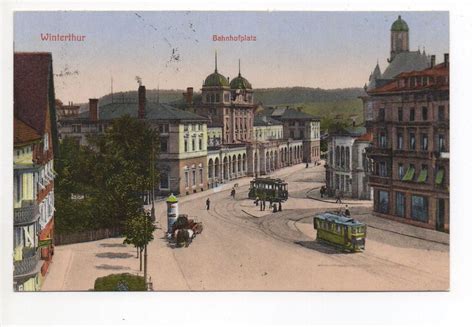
[143,213,148,290]
[151,136,156,223]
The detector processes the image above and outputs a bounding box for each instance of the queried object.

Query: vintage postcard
[10,10,450,295]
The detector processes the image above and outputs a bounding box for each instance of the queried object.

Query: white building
[326,127,372,200]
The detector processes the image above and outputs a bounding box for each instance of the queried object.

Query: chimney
[138,85,146,119]
[430,55,436,68]
[444,53,449,67]
[186,87,193,105]
[89,99,99,122]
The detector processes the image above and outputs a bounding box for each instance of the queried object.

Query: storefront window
[411,195,428,222]
[396,192,405,217]
[378,190,389,213]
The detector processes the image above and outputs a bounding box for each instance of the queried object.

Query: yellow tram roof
[315,212,365,227]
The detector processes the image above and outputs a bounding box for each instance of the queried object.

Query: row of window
[374,161,446,186]
[14,145,33,157]
[378,105,447,122]
[377,190,429,222]
[183,138,204,152]
[184,168,204,188]
[184,124,204,132]
[378,131,447,152]
[332,146,351,170]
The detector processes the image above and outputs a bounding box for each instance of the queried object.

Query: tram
[313,212,367,252]
[248,177,288,202]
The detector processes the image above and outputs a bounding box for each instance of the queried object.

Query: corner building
[363,56,449,232]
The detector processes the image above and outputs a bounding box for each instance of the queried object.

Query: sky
[14,11,449,103]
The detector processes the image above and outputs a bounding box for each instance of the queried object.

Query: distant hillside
[253,87,365,106]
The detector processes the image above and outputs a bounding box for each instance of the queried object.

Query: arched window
[208,159,214,178]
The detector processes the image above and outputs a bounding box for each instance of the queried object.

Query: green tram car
[313,212,367,252]
[248,177,288,203]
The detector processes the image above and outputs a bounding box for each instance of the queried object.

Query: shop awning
[417,169,428,183]
[402,167,415,181]
[435,169,445,185]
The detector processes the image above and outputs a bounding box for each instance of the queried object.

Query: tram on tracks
[248,177,288,203]
[313,212,367,252]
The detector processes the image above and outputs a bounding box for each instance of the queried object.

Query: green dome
[230,74,252,90]
[204,70,230,87]
[391,15,409,32]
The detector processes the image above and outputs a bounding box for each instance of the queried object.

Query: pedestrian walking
[206,198,210,210]
[335,191,342,204]
[344,204,351,217]
[306,162,309,168]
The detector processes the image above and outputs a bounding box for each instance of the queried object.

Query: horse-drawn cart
[171,214,203,247]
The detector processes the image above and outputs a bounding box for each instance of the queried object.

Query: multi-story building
[58,55,321,195]
[326,127,373,200]
[59,85,209,196]
[363,55,449,232]
[14,52,58,290]
[256,106,321,163]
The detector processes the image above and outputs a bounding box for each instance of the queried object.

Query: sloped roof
[332,126,367,137]
[254,115,282,127]
[14,52,53,135]
[381,51,430,80]
[367,63,382,90]
[261,107,319,121]
[73,101,208,122]
[14,117,41,146]
[369,62,449,94]
[355,132,373,142]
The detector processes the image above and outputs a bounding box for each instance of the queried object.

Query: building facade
[14,52,58,290]
[59,86,209,196]
[58,56,321,196]
[326,127,373,200]
[363,55,449,232]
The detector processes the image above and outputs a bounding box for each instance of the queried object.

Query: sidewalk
[306,187,372,206]
[353,211,450,245]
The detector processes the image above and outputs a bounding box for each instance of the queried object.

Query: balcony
[14,202,40,226]
[393,149,432,159]
[365,146,392,157]
[13,248,41,278]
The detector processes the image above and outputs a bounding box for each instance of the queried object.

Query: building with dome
[361,15,450,232]
[58,53,321,195]
[366,15,431,92]
[184,53,320,189]
[194,55,254,144]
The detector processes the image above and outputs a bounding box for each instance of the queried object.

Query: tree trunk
[136,246,139,259]
[139,248,143,271]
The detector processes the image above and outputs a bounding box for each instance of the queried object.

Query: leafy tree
[54,116,159,235]
[123,211,156,271]
[90,116,159,228]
